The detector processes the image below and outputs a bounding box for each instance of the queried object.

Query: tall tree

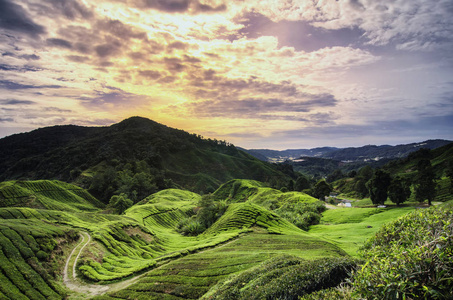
[312,180,332,200]
[295,175,311,191]
[109,193,133,214]
[415,159,436,206]
[388,176,411,206]
[367,169,391,206]
[446,161,453,193]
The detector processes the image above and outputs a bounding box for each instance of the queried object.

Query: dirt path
[63,231,241,298]
[63,232,109,297]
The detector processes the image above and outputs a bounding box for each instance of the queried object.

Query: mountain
[0,117,290,202]
[243,147,339,162]
[245,140,451,163]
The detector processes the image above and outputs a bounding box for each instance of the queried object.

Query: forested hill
[0,117,290,202]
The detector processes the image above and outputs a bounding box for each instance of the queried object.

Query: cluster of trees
[89,160,171,204]
[337,157,441,206]
[281,145,453,206]
[284,174,333,201]
[367,158,437,206]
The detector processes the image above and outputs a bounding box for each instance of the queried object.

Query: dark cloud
[0,0,46,37]
[47,0,93,20]
[197,2,226,12]
[0,80,61,90]
[164,57,186,72]
[76,86,145,108]
[21,54,40,60]
[66,55,90,63]
[95,42,122,58]
[95,19,147,40]
[0,117,14,122]
[189,75,309,100]
[44,106,72,113]
[2,99,35,105]
[2,52,40,60]
[0,64,42,72]
[47,38,73,49]
[185,94,336,119]
[140,0,190,12]
[130,0,226,13]
[167,41,188,51]
[29,0,93,20]
[138,70,161,79]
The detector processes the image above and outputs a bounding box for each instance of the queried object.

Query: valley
[0,117,452,299]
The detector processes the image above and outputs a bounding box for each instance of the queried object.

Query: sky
[0,0,452,150]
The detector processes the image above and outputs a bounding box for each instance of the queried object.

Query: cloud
[129,0,226,13]
[46,0,93,20]
[28,0,93,21]
[47,38,73,49]
[0,64,42,72]
[1,99,36,105]
[44,106,73,113]
[94,19,147,40]
[2,52,40,60]
[0,117,14,122]
[183,94,336,119]
[76,86,149,109]
[0,0,46,37]
[138,70,161,80]
[0,80,61,90]
[95,42,122,58]
[241,0,453,51]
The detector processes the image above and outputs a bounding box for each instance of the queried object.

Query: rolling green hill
[0,177,449,299]
[0,117,290,202]
[0,180,104,212]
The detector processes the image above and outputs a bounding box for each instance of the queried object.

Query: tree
[354,177,369,198]
[388,176,411,206]
[367,169,391,206]
[415,159,436,206]
[287,179,294,191]
[358,165,374,182]
[446,161,453,193]
[295,175,311,191]
[327,169,344,183]
[312,180,332,200]
[109,193,133,214]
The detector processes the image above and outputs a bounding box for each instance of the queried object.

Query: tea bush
[353,203,453,299]
[203,255,359,300]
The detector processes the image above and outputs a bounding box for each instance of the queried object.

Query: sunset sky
[1,0,452,149]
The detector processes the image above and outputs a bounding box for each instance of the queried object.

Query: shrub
[352,205,453,299]
[176,217,206,236]
[36,250,48,261]
[203,255,359,300]
[274,201,325,230]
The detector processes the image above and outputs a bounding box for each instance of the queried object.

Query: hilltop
[0,117,290,202]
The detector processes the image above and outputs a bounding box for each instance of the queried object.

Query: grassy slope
[308,207,415,256]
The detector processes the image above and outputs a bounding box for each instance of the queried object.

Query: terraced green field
[0,179,421,299]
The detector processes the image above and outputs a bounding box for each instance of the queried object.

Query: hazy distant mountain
[245,140,452,163]
[243,147,339,162]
